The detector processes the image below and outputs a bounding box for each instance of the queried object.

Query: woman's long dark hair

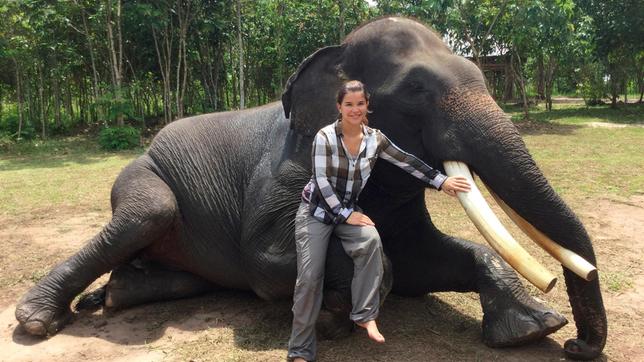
[336,80,370,125]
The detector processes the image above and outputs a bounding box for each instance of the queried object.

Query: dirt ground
[0,198,642,361]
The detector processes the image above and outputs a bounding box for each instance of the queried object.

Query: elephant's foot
[563,338,602,360]
[15,288,73,337]
[316,289,353,340]
[316,308,354,340]
[482,298,567,347]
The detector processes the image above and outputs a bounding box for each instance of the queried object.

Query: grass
[0,135,144,220]
[524,126,644,198]
[601,269,635,293]
[502,102,644,125]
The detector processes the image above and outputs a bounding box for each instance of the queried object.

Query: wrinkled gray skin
[15,18,606,359]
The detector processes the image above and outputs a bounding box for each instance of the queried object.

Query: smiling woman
[287,80,471,362]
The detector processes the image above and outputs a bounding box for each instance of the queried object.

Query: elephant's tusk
[484,186,598,281]
[443,161,557,293]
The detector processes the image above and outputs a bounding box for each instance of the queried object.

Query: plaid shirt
[302,120,447,224]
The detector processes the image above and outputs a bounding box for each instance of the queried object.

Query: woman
[288,80,471,362]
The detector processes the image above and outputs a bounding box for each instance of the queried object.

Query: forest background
[0,0,642,144]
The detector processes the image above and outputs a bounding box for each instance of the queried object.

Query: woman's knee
[362,226,382,248]
[346,227,382,258]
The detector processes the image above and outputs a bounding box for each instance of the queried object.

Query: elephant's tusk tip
[544,278,557,293]
[585,268,598,281]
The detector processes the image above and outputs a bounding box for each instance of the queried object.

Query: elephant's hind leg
[105,260,215,309]
[77,260,215,311]
[15,156,179,336]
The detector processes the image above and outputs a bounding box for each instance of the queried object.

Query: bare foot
[357,320,385,343]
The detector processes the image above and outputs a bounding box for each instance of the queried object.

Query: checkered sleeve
[312,132,354,224]
[377,132,448,190]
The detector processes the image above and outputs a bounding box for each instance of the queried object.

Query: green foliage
[578,62,607,105]
[0,0,642,133]
[98,126,140,150]
[0,113,36,140]
[0,134,14,150]
[96,90,140,124]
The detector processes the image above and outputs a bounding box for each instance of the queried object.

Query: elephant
[15,17,606,360]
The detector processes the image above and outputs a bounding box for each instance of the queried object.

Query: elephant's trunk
[439,89,607,360]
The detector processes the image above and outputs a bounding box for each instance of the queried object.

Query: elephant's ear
[282,45,345,136]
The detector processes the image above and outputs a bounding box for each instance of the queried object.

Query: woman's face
[337,91,368,127]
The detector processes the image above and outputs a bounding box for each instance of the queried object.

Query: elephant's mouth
[443,161,598,293]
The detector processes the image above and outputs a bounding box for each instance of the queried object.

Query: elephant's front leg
[380,197,567,347]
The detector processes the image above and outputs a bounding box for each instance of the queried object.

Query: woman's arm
[377,132,448,190]
[312,132,353,224]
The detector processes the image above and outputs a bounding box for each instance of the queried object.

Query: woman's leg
[288,203,333,361]
[334,224,385,342]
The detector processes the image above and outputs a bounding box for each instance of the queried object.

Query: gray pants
[288,202,384,361]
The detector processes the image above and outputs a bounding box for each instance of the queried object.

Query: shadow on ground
[503,102,644,126]
[7,290,585,361]
[515,121,584,136]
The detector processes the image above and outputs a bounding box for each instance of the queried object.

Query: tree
[579,0,644,107]
[237,0,245,109]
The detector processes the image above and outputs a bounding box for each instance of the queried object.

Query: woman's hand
[346,211,375,226]
[441,176,471,197]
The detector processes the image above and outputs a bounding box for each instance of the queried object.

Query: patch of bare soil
[580,195,644,361]
[0,196,642,361]
[586,122,644,128]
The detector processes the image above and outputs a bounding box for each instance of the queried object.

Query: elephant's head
[282,17,606,360]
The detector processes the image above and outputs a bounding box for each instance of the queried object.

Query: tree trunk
[638,59,644,102]
[79,76,86,125]
[53,71,62,128]
[78,3,100,103]
[106,0,124,126]
[277,2,286,90]
[26,69,34,125]
[610,73,618,108]
[338,0,345,42]
[13,59,24,139]
[175,0,192,119]
[536,54,545,100]
[38,64,46,139]
[229,41,237,109]
[65,80,74,121]
[213,45,222,110]
[0,84,3,123]
[511,48,530,120]
[544,54,557,112]
[152,23,173,124]
[197,39,214,111]
[503,54,514,102]
[236,0,245,109]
